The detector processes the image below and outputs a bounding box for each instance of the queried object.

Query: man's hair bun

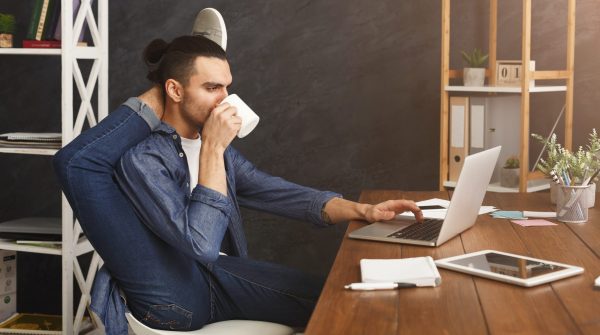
[143,39,169,83]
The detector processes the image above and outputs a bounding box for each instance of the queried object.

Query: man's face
[179,56,232,126]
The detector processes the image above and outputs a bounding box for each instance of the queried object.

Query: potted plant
[500,155,520,188]
[461,48,488,87]
[0,13,15,48]
[532,129,600,207]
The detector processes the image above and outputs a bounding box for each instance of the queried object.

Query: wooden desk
[305,191,600,335]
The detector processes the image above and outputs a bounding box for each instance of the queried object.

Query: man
[121,33,423,326]
[53,9,423,334]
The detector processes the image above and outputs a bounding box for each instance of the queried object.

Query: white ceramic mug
[221,94,259,138]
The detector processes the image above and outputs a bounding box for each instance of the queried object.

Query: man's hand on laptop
[322,198,423,225]
[365,200,423,223]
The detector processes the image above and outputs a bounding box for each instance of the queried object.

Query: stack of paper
[490,211,527,220]
[491,211,557,220]
[512,219,557,227]
[360,256,442,287]
[0,132,61,149]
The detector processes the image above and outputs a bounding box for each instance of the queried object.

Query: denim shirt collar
[154,121,178,135]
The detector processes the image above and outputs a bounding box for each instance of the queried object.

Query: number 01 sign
[496,60,536,87]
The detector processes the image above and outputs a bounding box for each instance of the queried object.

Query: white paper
[479,206,498,214]
[416,198,450,207]
[470,105,485,148]
[395,198,496,219]
[360,257,441,287]
[450,106,465,147]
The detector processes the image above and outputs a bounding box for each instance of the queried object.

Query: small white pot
[551,182,595,208]
[463,68,485,87]
[500,168,519,188]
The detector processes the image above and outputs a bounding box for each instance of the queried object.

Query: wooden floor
[305,191,600,335]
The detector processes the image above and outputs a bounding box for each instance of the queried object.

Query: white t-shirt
[180,135,202,193]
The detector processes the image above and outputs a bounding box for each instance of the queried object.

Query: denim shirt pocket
[142,303,193,330]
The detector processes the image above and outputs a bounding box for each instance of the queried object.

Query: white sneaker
[191,8,227,51]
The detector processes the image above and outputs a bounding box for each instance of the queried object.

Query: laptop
[349,146,501,247]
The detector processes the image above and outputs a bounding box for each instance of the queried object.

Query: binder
[449,97,469,181]
[469,100,486,154]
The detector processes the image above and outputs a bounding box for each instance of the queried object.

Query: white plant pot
[550,182,595,208]
[463,68,485,87]
[500,168,519,188]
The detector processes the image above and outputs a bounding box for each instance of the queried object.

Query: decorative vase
[463,68,485,87]
[500,168,519,188]
[0,33,12,48]
[551,182,595,208]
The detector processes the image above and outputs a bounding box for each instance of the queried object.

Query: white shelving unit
[0,148,58,156]
[445,85,567,93]
[443,179,550,193]
[0,0,108,334]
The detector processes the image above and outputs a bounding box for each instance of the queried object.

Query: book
[35,0,52,41]
[43,0,60,41]
[54,0,91,43]
[26,0,44,40]
[0,141,60,149]
[360,256,442,287]
[0,313,93,334]
[0,313,61,334]
[22,40,61,48]
[15,241,62,249]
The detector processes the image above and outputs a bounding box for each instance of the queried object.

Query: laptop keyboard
[387,218,444,242]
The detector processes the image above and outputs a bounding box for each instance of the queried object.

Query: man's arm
[198,102,241,196]
[117,147,234,264]
[322,197,423,224]
[230,147,341,226]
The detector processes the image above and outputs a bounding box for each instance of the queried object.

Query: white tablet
[435,250,584,287]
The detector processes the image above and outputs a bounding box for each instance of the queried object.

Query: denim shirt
[90,98,341,334]
[116,121,341,263]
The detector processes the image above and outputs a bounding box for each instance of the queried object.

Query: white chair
[125,312,294,335]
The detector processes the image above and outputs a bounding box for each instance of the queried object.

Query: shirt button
[179,152,184,158]
[172,135,178,140]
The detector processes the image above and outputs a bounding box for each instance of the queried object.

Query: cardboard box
[0,251,16,280]
[0,293,16,322]
[0,277,15,295]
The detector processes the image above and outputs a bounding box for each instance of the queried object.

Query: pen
[344,282,417,290]
[584,168,600,187]
[562,171,571,186]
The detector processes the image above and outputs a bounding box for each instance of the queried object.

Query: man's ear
[165,79,183,103]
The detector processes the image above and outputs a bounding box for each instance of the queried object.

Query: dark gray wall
[0,0,599,311]
[106,0,441,276]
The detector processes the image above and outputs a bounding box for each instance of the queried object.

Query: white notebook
[360,256,442,287]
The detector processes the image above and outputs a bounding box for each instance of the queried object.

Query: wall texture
[0,0,598,312]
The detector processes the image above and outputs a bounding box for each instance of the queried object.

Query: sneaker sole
[191,8,227,51]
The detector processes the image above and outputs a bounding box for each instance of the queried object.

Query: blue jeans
[53,103,323,330]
